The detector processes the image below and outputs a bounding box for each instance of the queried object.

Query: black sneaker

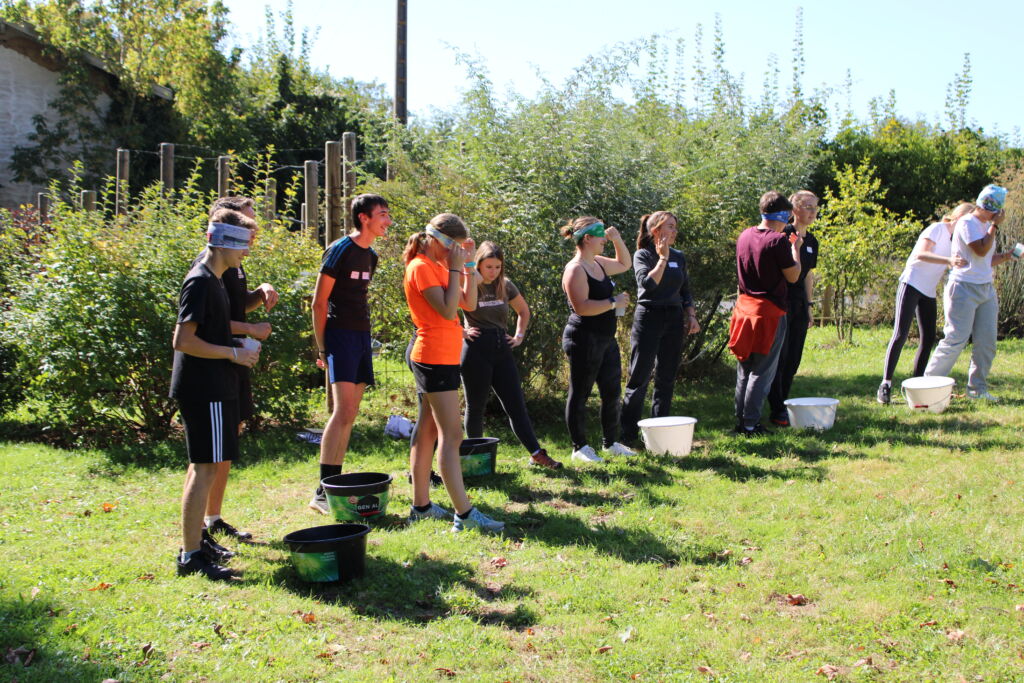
[177,549,234,581]
[769,415,790,427]
[876,382,891,405]
[208,518,252,541]
[201,529,235,562]
[741,423,773,437]
[406,470,444,487]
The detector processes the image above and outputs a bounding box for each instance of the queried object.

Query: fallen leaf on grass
[434,667,456,677]
[940,578,957,589]
[816,664,843,679]
[596,646,613,654]
[102,502,117,512]
[489,557,508,568]
[63,623,78,633]
[786,594,809,606]
[715,549,732,560]
[739,651,752,661]
[696,665,717,675]
[30,587,40,600]
[5,646,37,666]
[191,642,210,650]
[946,629,966,644]
[739,557,753,566]
[87,582,113,591]
[739,613,751,622]
[135,574,154,581]
[779,650,808,660]
[316,651,333,659]
[524,628,534,636]
[631,674,642,680]
[853,656,875,668]
[703,612,716,622]
[83,509,93,516]
[918,620,938,628]
[141,643,153,659]
[300,612,316,624]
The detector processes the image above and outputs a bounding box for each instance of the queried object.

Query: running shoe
[408,501,452,522]
[176,549,233,581]
[308,490,329,515]
[452,507,505,533]
[207,518,252,541]
[876,382,891,405]
[602,442,638,457]
[529,449,563,470]
[571,445,603,463]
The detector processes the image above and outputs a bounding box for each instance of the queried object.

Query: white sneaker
[308,490,329,515]
[452,507,505,533]
[602,442,638,457]
[571,445,603,463]
[967,389,1000,402]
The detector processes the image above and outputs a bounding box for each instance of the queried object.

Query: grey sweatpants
[735,315,788,429]
[924,280,998,393]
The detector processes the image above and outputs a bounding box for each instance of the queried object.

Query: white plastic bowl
[901,376,954,413]
[638,416,698,456]
[784,397,839,430]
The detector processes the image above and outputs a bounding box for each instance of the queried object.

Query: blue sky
[221,0,1021,139]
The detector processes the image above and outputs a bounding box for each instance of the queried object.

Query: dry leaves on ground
[87,582,113,591]
[947,629,966,644]
[816,664,844,679]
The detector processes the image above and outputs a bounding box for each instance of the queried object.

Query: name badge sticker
[350,271,360,279]
[668,261,679,268]
[362,271,371,280]
[806,246,814,253]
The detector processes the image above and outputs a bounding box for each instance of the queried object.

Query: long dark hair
[474,240,507,302]
[402,213,468,264]
[636,211,676,250]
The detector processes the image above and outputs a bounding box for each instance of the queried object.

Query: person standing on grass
[876,203,973,404]
[308,194,391,514]
[404,214,505,533]
[187,197,278,548]
[172,218,259,580]
[560,216,635,463]
[461,241,562,470]
[767,190,820,426]
[619,211,700,447]
[728,191,801,436]
[924,185,1018,401]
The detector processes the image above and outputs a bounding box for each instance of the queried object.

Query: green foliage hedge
[0,171,321,440]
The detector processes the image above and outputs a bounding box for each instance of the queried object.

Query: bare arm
[562,262,627,315]
[311,273,334,357]
[917,238,966,267]
[594,226,632,276]
[173,321,257,367]
[507,293,530,347]
[245,283,279,313]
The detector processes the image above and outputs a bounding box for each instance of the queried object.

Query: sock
[456,507,473,520]
[531,449,543,457]
[204,514,221,527]
[318,464,342,494]
[881,380,891,387]
[413,503,432,513]
[180,548,199,563]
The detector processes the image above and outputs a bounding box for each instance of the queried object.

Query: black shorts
[325,328,375,385]
[409,361,461,394]
[178,399,240,464]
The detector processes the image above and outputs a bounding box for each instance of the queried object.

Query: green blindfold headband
[573,221,605,243]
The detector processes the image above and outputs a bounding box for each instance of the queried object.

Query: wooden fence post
[160,143,174,196]
[342,132,356,232]
[325,141,342,247]
[217,155,231,197]
[115,148,129,215]
[304,160,319,241]
[263,177,277,222]
[80,190,96,212]
[37,192,49,224]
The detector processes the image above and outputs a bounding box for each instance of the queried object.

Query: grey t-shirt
[464,278,521,330]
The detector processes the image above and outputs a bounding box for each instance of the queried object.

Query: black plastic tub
[321,472,393,521]
[282,523,371,583]
[459,437,499,476]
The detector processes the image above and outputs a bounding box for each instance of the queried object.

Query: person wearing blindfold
[560,216,635,463]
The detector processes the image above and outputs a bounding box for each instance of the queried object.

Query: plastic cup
[240,337,261,352]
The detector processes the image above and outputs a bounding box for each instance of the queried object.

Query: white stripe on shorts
[209,401,223,463]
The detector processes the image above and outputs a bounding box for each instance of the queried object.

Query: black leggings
[620,305,686,442]
[768,296,810,419]
[562,324,621,451]
[460,329,541,454]
[881,281,937,381]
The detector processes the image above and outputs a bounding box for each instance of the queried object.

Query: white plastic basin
[901,376,954,413]
[638,416,698,456]
[784,397,839,430]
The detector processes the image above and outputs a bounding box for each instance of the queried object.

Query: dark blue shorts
[325,328,375,385]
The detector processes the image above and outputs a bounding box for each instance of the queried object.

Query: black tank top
[566,261,616,335]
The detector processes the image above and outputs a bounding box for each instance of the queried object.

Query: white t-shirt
[899,222,952,298]
[950,214,994,284]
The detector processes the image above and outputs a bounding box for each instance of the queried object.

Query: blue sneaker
[452,507,504,533]
[408,501,452,522]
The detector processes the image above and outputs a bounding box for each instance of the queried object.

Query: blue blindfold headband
[761,211,792,224]
[976,184,1007,212]
[206,222,251,250]
[573,222,606,242]
[425,224,456,249]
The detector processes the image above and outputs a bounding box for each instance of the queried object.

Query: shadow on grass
[0,595,141,681]
[267,552,537,628]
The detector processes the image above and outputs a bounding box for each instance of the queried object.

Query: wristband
[449,269,462,274]
[464,261,476,268]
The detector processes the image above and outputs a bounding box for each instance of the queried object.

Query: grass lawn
[2,326,1023,682]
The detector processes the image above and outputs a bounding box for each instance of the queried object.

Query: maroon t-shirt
[735,226,796,311]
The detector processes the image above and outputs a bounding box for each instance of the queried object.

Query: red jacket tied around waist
[728,293,786,362]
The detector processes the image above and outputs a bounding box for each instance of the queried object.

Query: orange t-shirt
[404,254,465,365]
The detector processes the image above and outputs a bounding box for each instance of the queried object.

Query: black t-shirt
[320,236,378,332]
[787,231,818,302]
[169,262,239,401]
[195,248,247,337]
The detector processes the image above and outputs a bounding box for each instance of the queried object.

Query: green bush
[0,172,321,441]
